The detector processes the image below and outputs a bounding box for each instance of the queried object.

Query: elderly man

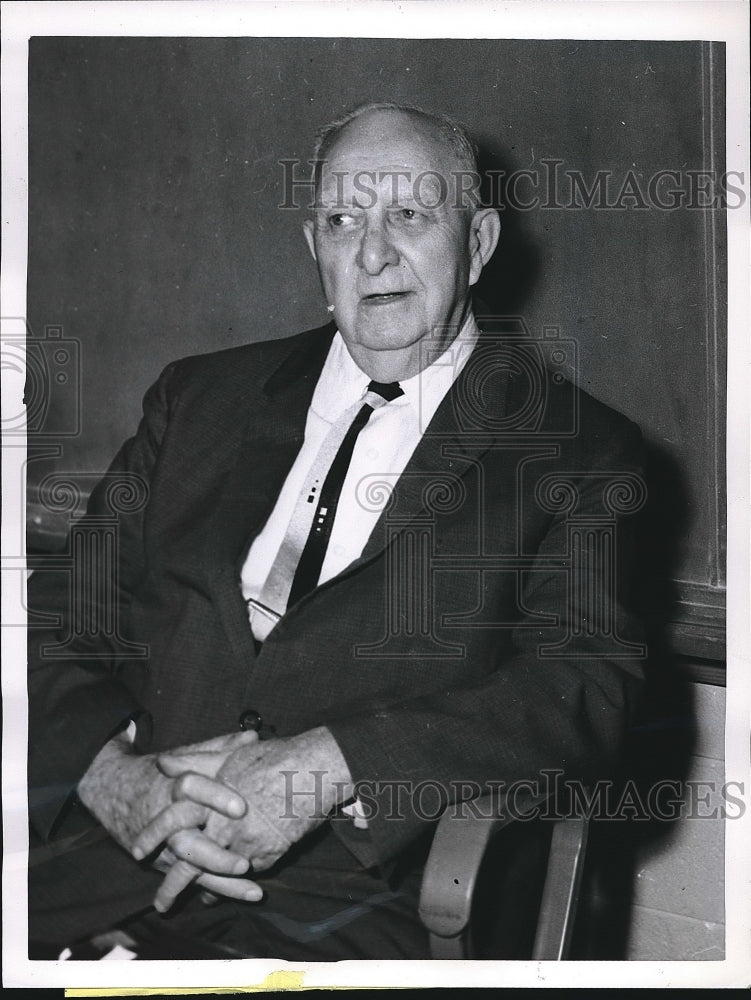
[28,102,645,960]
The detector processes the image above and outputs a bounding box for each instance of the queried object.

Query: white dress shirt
[239,313,480,630]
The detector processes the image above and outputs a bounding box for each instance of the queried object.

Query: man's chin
[340,327,430,381]
[344,319,427,354]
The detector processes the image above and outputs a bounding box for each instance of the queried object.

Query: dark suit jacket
[28,320,646,871]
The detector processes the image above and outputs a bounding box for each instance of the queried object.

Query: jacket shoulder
[544,375,644,471]
[166,323,333,394]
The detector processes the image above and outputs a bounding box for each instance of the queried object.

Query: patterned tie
[247,380,403,641]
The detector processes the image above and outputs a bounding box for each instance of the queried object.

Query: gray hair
[310,101,480,191]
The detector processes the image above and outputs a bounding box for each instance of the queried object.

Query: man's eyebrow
[316,198,360,211]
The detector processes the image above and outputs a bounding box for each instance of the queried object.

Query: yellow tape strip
[65,969,394,995]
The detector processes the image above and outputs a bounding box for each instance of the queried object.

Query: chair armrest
[418,791,547,953]
[531,811,589,960]
[418,791,590,960]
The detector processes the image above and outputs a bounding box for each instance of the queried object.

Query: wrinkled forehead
[316,111,468,207]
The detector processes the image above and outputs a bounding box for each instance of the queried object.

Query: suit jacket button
[238,709,262,732]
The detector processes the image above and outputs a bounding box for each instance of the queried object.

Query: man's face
[303,110,489,379]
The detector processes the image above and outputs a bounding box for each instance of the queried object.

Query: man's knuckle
[173,772,195,798]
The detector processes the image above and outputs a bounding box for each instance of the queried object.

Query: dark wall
[26,37,726,656]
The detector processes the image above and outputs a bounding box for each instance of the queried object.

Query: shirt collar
[399,312,480,432]
[311,312,480,429]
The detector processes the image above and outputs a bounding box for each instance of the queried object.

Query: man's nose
[356,218,399,274]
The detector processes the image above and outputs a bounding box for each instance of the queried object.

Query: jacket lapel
[205,324,336,665]
[359,336,512,564]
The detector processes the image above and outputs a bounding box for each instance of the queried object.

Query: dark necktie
[247,380,403,640]
[288,380,404,604]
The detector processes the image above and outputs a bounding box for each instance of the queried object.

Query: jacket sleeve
[327,414,647,868]
[27,361,178,840]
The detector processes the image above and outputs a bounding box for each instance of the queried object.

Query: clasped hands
[77,725,353,914]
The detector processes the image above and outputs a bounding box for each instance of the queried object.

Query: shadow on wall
[473,143,542,321]
[572,443,698,959]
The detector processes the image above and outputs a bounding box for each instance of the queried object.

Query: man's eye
[392,208,426,225]
[328,213,352,227]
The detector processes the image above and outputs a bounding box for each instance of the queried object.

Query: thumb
[157,749,229,778]
[158,731,259,778]
[173,730,259,756]
[215,729,261,751]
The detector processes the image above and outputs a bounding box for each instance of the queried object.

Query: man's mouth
[361,291,410,305]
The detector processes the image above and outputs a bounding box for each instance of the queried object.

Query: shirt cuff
[341,797,369,830]
[115,712,152,753]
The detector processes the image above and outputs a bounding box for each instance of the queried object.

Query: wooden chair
[419,791,590,960]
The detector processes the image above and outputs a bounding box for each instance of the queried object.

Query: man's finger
[157,750,239,780]
[152,859,262,913]
[169,770,247,818]
[195,872,263,904]
[167,827,250,876]
[153,859,201,913]
[175,730,259,755]
[132,799,208,860]
[158,731,259,779]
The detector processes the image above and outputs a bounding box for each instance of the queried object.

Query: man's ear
[303,219,317,262]
[468,208,501,287]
